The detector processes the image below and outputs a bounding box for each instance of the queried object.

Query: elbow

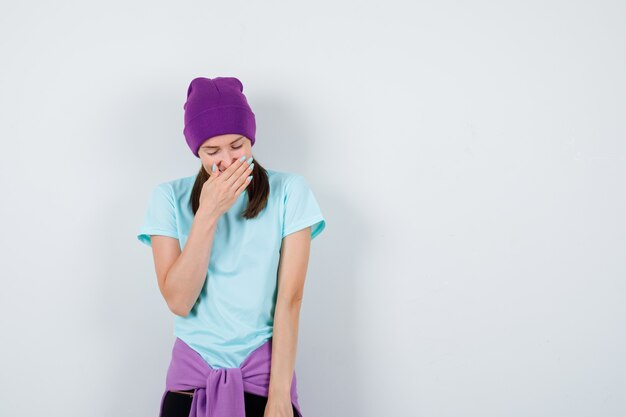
[162,281,192,317]
[169,303,190,317]
[290,294,303,306]
[291,297,303,309]
[278,294,303,309]
[166,296,191,317]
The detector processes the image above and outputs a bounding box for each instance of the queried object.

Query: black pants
[161,389,301,417]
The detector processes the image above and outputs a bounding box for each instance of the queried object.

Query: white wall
[1,1,624,416]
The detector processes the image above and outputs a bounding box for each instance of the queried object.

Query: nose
[218,153,245,172]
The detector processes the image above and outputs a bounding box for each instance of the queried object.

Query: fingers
[223,155,253,184]
[208,163,220,181]
[219,156,244,180]
[235,170,252,196]
[230,159,253,192]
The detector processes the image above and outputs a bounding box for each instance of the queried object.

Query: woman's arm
[151,207,219,317]
[267,227,312,409]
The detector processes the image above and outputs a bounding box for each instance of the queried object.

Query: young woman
[137,76,326,417]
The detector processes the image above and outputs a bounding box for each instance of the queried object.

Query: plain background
[1,1,625,416]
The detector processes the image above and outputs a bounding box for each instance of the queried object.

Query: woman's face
[198,134,252,176]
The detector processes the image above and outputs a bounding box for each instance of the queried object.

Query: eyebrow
[201,136,244,149]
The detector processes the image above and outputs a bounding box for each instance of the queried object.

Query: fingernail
[239,155,246,162]
[247,175,253,181]
[212,163,217,172]
[249,163,255,171]
[246,156,253,165]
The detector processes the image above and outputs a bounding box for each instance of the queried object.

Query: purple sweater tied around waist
[159,337,303,417]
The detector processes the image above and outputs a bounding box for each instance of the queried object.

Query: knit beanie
[183,76,256,157]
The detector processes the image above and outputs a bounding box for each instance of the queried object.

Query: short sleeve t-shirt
[137,168,326,369]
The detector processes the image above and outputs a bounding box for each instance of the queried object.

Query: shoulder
[150,174,197,204]
[157,173,196,189]
[266,168,308,192]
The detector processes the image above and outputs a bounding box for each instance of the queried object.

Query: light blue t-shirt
[137,168,326,369]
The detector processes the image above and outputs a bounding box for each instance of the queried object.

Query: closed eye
[207,145,242,156]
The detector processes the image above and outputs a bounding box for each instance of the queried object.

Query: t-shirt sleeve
[282,174,326,240]
[137,183,179,247]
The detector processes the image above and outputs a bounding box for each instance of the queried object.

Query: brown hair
[189,159,270,219]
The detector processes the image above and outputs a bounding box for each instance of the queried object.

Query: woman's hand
[199,155,253,219]
[263,395,294,417]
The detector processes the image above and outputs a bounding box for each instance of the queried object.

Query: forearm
[268,298,302,399]
[165,208,218,316]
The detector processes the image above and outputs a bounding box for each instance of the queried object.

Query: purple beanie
[183,76,256,157]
